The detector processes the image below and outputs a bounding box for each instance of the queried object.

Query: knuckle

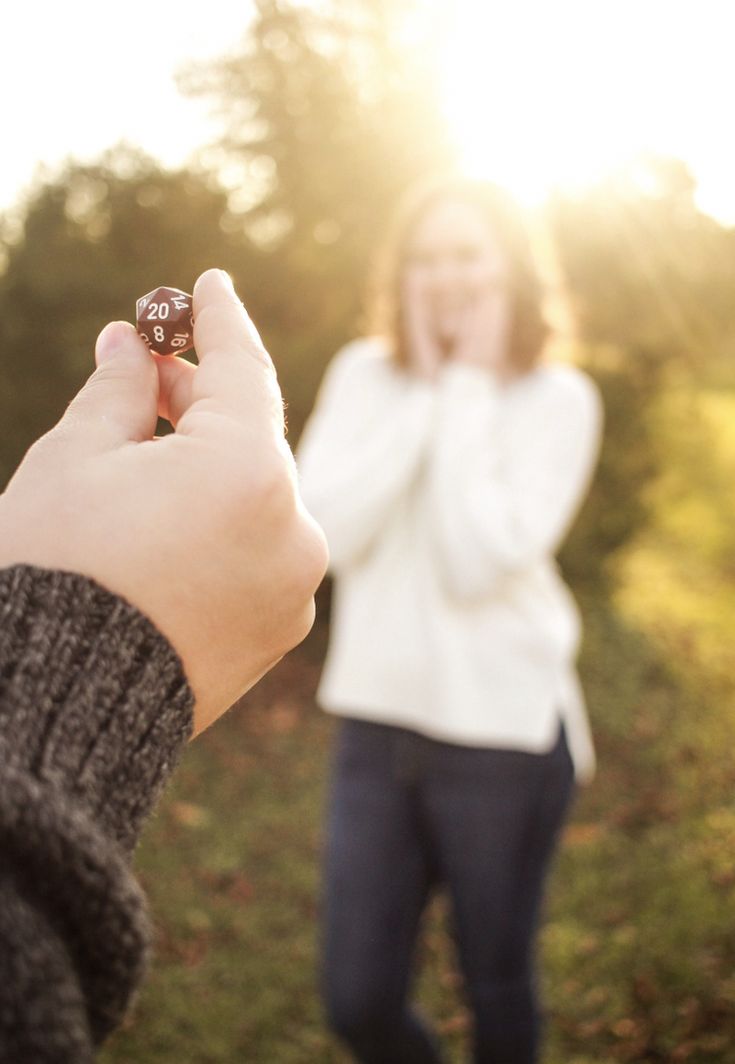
[275,506,329,589]
[278,524,328,642]
[295,516,330,591]
[196,308,273,369]
[246,450,296,514]
[20,421,77,470]
[259,518,327,655]
[85,357,151,395]
[292,598,317,644]
[203,440,293,521]
[278,598,317,656]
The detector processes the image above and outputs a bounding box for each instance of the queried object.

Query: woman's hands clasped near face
[402,196,511,380]
[0,269,329,735]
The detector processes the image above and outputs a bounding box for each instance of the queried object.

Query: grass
[101,385,735,1064]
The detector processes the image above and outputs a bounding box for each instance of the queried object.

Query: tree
[0,147,249,484]
[551,156,735,588]
[182,0,455,430]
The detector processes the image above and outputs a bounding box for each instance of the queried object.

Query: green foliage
[0,147,246,485]
[552,156,735,589]
[559,356,660,590]
[550,157,735,367]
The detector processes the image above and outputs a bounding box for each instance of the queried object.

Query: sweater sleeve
[296,340,436,573]
[425,363,603,601]
[0,564,194,1062]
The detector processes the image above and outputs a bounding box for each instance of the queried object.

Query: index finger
[179,268,283,437]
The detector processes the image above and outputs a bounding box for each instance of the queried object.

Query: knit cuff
[0,564,194,853]
[0,768,151,1046]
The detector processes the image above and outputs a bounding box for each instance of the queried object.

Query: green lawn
[101,387,735,1064]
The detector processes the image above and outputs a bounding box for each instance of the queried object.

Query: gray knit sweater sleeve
[0,564,194,1063]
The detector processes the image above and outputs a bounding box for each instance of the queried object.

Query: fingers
[403,275,440,380]
[178,269,283,439]
[452,293,509,372]
[154,353,196,427]
[48,322,159,456]
[192,269,270,367]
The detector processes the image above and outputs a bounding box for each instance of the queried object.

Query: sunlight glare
[439,0,735,219]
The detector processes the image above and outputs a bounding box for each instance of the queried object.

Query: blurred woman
[297,177,602,1064]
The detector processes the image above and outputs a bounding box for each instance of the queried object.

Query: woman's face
[404,197,509,348]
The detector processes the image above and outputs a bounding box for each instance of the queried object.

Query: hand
[449,288,511,379]
[0,269,328,735]
[402,270,443,381]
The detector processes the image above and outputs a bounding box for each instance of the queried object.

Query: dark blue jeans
[321,718,575,1064]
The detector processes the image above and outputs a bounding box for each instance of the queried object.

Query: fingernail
[96,321,134,363]
[218,269,235,291]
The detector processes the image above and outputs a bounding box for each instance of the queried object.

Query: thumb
[58,321,160,452]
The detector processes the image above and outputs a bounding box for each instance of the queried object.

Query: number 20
[146,302,170,320]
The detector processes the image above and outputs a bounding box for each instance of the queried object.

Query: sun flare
[438,0,735,221]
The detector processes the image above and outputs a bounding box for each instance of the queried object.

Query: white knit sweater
[297,338,603,781]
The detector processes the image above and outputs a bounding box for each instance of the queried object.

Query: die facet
[136,286,194,356]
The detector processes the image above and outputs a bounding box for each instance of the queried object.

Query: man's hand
[0,269,328,735]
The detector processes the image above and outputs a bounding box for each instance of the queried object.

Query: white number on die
[146,302,170,320]
[153,325,166,342]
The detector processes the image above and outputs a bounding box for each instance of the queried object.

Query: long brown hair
[366,175,549,372]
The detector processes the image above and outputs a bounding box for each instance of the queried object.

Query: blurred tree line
[551,157,735,589]
[1,0,733,595]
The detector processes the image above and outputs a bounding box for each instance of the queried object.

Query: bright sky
[1,2,252,210]
[2,1,735,223]
[440,0,735,223]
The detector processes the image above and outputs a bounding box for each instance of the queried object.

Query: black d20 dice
[136,286,194,356]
